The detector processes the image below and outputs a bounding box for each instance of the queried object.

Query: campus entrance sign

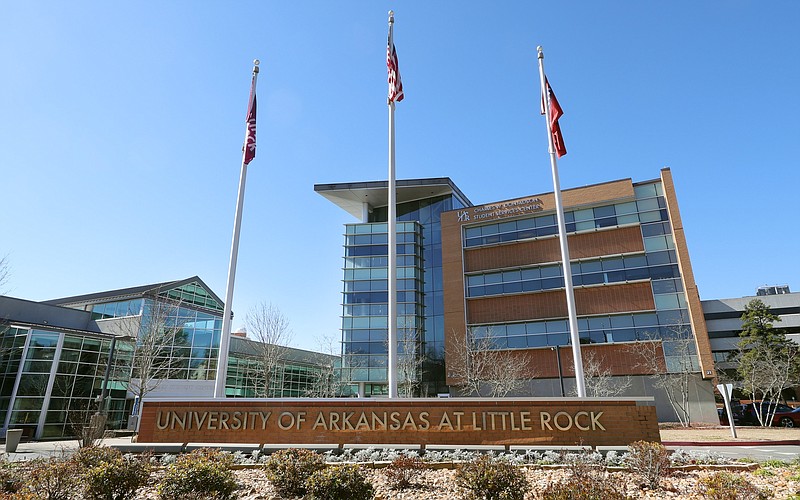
[138,398,659,447]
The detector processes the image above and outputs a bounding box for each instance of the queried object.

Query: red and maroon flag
[542,78,566,157]
[387,37,404,103]
[243,76,257,165]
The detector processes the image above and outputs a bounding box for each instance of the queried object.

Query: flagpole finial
[252,59,260,74]
[389,10,394,23]
[537,46,544,59]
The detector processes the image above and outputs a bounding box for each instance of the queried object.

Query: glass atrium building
[315,178,472,397]
[1,277,335,439]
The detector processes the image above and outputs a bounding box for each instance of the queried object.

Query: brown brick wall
[660,168,715,378]
[466,282,655,324]
[138,398,660,447]
[464,225,645,273]
[497,342,666,379]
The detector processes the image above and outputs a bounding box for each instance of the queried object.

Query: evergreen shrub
[305,465,373,500]
[157,448,237,500]
[455,455,529,500]
[263,448,325,497]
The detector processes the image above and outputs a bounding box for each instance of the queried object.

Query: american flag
[387,36,404,103]
[243,76,257,165]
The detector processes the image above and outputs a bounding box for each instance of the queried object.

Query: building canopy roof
[314,177,472,219]
[43,276,225,313]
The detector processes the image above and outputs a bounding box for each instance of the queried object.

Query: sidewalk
[660,426,800,446]
[2,437,134,461]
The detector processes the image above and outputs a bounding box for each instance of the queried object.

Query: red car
[772,406,800,428]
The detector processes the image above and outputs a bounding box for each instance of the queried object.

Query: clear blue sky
[2,2,798,351]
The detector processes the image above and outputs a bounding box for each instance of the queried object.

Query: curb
[663,440,800,447]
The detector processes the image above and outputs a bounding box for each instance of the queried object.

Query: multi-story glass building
[1,276,336,439]
[319,170,719,422]
[315,178,472,397]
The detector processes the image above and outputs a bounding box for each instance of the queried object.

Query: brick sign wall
[138,398,659,447]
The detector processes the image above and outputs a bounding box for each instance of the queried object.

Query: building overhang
[314,177,472,220]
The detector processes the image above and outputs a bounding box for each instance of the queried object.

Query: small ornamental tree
[448,327,533,397]
[735,299,800,426]
[245,302,293,397]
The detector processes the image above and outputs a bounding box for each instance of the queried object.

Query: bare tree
[245,302,293,397]
[569,350,632,397]
[397,325,426,398]
[448,327,533,397]
[734,299,800,426]
[304,333,347,398]
[630,327,697,427]
[120,300,188,407]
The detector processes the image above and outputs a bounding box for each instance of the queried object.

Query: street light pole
[552,345,565,397]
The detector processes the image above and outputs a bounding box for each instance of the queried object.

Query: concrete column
[361,203,371,223]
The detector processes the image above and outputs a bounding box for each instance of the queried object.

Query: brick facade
[439,170,714,394]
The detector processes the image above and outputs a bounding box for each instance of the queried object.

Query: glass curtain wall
[341,221,424,393]
[1,328,131,439]
[341,193,463,396]
[0,327,31,432]
[129,299,222,382]
[225,355,322,398]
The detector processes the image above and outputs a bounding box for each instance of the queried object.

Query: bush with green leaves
[18,456,84,500]
[626,440,670,490]
[83,453,151,500]
[384,455,425,490]
[696,471,770,500]
[305,465,374,500]
[263,448,325,497]
[157,448,237,500]
[455,455,529,500]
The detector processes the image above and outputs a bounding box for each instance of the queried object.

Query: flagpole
[536,46,586,398]
[214,59,260,399]
[387,10,399,399]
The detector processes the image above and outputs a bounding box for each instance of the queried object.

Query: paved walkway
[3,437,133,461]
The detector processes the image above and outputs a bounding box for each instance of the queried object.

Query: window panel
[639,210,662,223]
[593,205,616,218]
[527,335,547,347]
[521,280,542,292]
[507,336,527,348]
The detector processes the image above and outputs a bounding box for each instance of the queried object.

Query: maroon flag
[387,37,404,103]
[243,75,257,165]
[542,78,566,157]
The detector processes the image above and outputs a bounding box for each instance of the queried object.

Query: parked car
[718,403,744,425]
[772,406,800,428]
[737,402,795,426]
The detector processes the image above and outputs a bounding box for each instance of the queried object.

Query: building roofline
[0,295,102,333]
[314,177,472,219]
[43,276,225,310]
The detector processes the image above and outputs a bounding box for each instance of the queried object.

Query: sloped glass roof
[158,281,224,312]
